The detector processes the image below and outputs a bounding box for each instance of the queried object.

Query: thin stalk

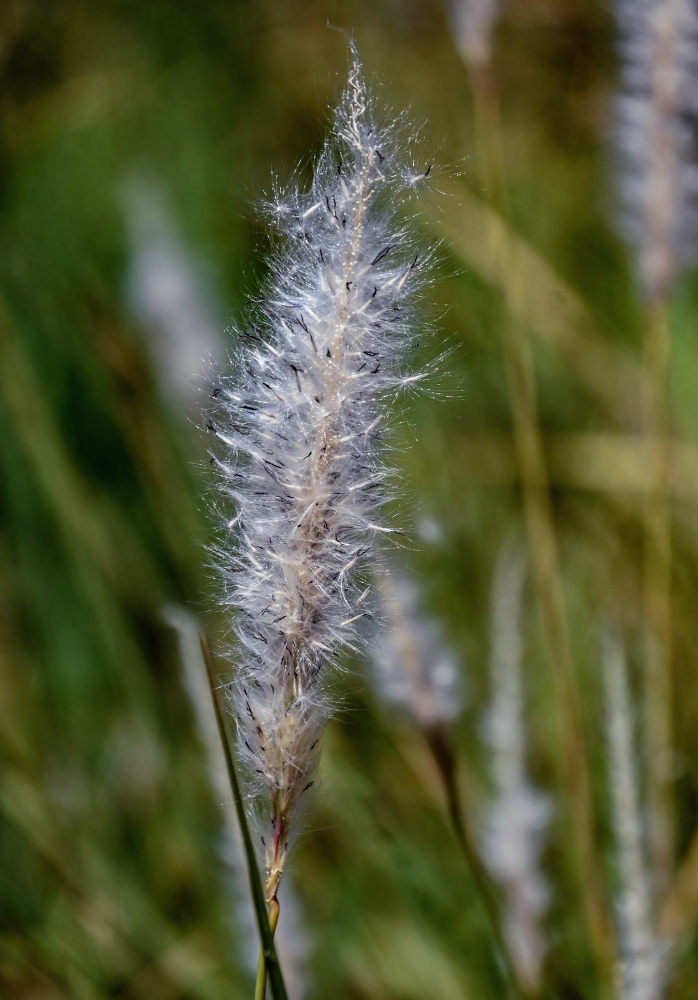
[660,822,698,937]
[200,635,288,1000]
[469,64,615,992]
[254,898,280,1000]
[426,726,519,998]
[643,298,674,887]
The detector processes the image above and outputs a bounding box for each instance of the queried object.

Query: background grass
[2,1,698,997]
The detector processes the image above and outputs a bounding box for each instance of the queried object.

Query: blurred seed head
[121,175,223,405]
[603,627,667,1000]
[369,569,463,730]
[613,0,698,302]
[482,542,550,993]
[447,0,502,74]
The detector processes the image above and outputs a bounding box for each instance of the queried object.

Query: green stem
[200,635,288,1000]
[642,298,673,886]
[469,62,615,997]
[254,897,280,1000]
[426,726,521,998]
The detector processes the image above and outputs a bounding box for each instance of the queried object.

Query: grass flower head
[207,44,435,909]
[614,0,698,301]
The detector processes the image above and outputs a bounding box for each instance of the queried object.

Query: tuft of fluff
[447,0,502,73]
[207,46,435,904]
[369,569,463,730]
[613,0,698,302]
[482,543,550,994]
[603,627,667,1000]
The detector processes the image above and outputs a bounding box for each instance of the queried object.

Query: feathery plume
[207,45,435,911]
[602,627,667,1000]
[369,569,463,730]
[483,543,550,995]
[613,0,698,302]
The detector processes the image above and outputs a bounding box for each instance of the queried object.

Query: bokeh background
[2,1,698,997]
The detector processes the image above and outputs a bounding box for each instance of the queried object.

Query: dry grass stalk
[613,0,698,887]
[450,17,615,988]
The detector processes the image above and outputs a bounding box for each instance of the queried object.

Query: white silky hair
[207,46,436,895]
[613,0,698,301]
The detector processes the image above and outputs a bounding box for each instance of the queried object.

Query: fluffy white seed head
[482,543,550,993]
[613,0,698,302]
[207,47,435,899]
[603,628,667,1000]
[369,570,463,730]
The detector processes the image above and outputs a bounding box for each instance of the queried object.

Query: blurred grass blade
[433,181,644,421]
[199,635,288,1000]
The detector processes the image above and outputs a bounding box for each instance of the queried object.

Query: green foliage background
[2,1,698,997]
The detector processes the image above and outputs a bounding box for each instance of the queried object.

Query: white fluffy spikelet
[614,0,698,301]
[208,47,434,904]
[370,570,463,730]
[483,543,550,994]
[603,628,666,1000]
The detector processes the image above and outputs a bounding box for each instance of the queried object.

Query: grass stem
[200,635,288,1000]
[426,726,521,998]
[254,897,280,1000]
[643,298,674,889]
[469,64,615,994]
